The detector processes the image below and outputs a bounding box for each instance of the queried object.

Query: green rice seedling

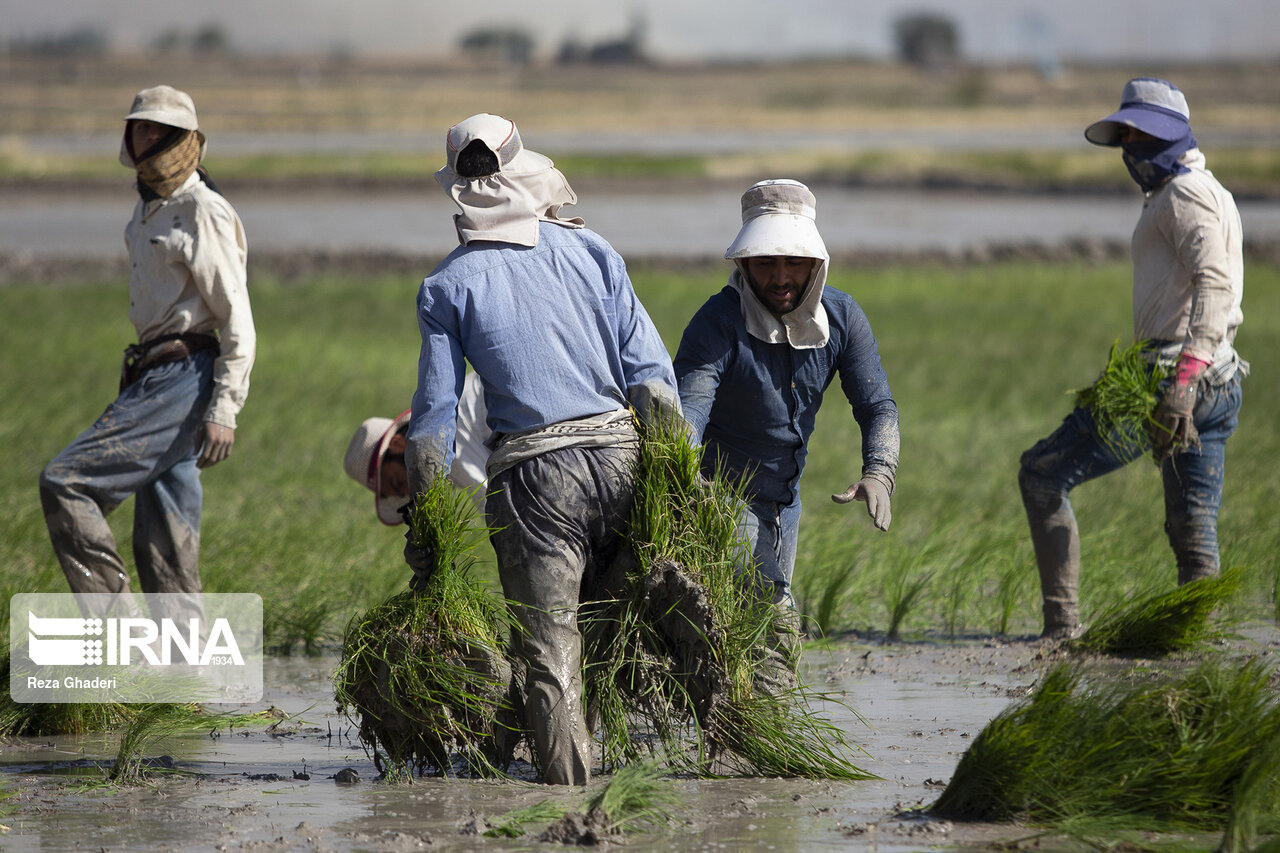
[265,594,341,656]
[931,656,1280,837]
[992,560,1030,636]
[333,473,518,779]
[584,761,682,835]
[884,569,934,642]
[1074,338,1172,461]
[109,702,203,783]
[1072,568,1241,657]
[795,559,859,639]
[520,762,683,844]
[583,413,874,780]
[483,799,570,839]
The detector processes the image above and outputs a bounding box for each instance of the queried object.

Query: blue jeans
[740,496,803,605]
[1018,374,1243,628]
[39,352,214,596]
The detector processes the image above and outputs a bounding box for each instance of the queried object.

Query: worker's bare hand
[196,422,235,468]
[831,479,892,531]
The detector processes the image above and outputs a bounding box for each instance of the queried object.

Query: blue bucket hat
[1084,78,1191,147]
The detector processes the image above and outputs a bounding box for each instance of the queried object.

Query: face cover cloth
[1122,130,1197,193]
[129,127,203,200]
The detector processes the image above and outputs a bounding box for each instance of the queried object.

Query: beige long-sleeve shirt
[1131,148,1244,377]
[125,172,255,428]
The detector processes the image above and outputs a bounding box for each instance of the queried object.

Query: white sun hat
[725,179,829,262]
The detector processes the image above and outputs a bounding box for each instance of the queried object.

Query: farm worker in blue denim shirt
[404,114,681,785]
[674,180,900,608]
[1019,78,1247,639]
[39,85,255,610]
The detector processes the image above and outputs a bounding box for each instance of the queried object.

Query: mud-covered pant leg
[739,496,801,606]
[487,444,637,786]
[38,354,213,596]
[1162,375,1242,585]
[737,496,802,692]
[1018,406,1143,634]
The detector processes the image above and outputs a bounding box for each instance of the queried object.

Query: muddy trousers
[38,353,214,598]
[1018,374,1242,635]
[487,443,638,786]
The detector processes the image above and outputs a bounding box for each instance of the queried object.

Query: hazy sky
[3,0,1278,62]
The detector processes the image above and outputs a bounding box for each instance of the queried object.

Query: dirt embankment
[9,236,1280,287]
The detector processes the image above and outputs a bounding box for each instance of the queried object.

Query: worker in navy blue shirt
[674,180,899,608]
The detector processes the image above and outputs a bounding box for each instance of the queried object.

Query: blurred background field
[3,54,1279,195]
[2,258,1276,650]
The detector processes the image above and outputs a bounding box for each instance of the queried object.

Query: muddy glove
[832,477,892,531]
[1150,353,1209,463]
[399,505,437,591]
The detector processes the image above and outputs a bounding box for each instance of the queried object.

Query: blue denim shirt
[407,222,677,483]
[674,283,898,505]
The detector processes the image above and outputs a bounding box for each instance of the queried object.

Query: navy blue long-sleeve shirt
[674,283,899,505]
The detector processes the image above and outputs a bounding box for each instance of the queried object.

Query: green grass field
[2,258,1276,647]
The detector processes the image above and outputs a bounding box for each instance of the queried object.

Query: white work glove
[832,478,892,531]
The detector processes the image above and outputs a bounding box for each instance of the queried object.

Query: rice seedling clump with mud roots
[1074,338,1172,460]
[584,414,874,780]
[930,657,1280,851]
[333,474,517,779]
[1072,568,1241,657]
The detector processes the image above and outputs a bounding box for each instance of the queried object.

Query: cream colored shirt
[1131,149,1244,373]
[125,172,255,428]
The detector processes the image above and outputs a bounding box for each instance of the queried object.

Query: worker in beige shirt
[1019,77,1246,639]
[39,85,255,601]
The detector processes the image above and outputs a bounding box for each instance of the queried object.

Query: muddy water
[0,641,1047,852]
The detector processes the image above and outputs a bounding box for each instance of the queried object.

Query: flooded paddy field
[6,629,1276,852]
[0,637,1056,852]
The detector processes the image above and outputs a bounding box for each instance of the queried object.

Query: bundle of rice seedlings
[333,473,517,778]
[520,762,683,844]
[483,800,570,839]
[1074,338,1171,460]
[1072,568,1240,657]
[0,651,133,737]
[583,760,682,835]
[930,657,1280,847]
[584,413,874,780]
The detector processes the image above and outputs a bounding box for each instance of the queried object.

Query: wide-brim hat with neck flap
[1084,77,1191,147]
[724,179,829,261]
[442,113,554,176]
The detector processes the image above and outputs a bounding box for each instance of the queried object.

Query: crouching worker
[343,371,491,534]
[403,114,681,785]
[39,85,255,611]
[674,180,900,610]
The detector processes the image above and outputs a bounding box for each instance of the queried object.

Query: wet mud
[3,629,1276,851]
